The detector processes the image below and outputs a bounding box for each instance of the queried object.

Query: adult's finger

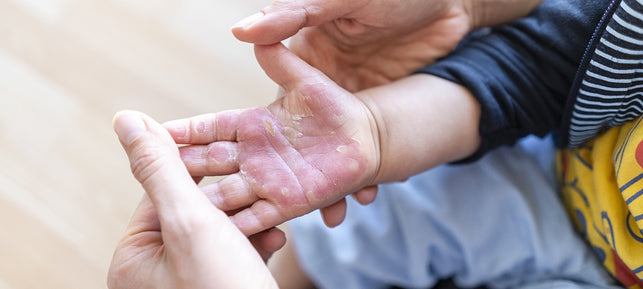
[231,0,368,45]
[114,111,278,289]
[113,110,211,219]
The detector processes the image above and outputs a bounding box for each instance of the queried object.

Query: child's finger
[249,228,287,262]
[230,200,288,236]
[320,198,347,228]
[254,42,329,92]
[162,110,245,145]
[352,185,378,205]
[200,174,260,211]
[178,142,240,176]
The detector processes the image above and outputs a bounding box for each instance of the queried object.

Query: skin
[230,0,543,226]
[163,43,381,236]
[232,0,542,91]
[163,42,481,237]
[108,111,279,289]
[108,1,545,288]
[108,43,479,289]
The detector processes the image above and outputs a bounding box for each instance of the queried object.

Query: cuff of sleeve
[416,58,523,163]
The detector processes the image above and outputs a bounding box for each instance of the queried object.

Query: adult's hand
[232,0,542,91]
[162,43,381,236]
[108,111,281,289]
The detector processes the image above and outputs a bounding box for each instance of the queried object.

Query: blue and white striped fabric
[568,0,643,147]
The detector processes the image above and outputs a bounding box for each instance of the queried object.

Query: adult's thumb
[113,110,207,215]
[231,0,365,45]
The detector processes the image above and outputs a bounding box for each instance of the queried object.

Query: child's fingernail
[232,12,264,29]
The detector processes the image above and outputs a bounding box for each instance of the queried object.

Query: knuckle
[128,142,165,185]
[166,210,211,240]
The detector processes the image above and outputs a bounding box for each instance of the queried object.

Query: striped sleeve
[418,0,610,160]
[565,0,643,147]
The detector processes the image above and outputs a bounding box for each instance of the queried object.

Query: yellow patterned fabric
[559,116,643,288]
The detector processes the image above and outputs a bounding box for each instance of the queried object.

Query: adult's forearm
[357,74,481,184]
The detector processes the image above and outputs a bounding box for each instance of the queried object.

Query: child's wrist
[355,74,482,185]
[356,93,386,186]
[464,0,543,29]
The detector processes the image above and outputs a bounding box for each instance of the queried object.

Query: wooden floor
[0,1,275,288]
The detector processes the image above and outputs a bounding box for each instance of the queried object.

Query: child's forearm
[357,74,481,184]
[465,0,544,29]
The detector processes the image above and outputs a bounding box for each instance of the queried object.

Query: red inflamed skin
[163,43,380,236]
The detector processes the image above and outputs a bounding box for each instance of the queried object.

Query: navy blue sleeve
[418,0,611,160]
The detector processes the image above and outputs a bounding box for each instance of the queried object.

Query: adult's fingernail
[113,110,147,146]
[231,12,264,29]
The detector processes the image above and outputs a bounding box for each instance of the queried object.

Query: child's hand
[163,43,380,235]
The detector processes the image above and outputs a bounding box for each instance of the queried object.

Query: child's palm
[165,43,379,235]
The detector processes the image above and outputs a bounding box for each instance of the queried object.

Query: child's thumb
[254,42,329,91]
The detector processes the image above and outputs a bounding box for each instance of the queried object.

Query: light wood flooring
[0,1,275,288]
